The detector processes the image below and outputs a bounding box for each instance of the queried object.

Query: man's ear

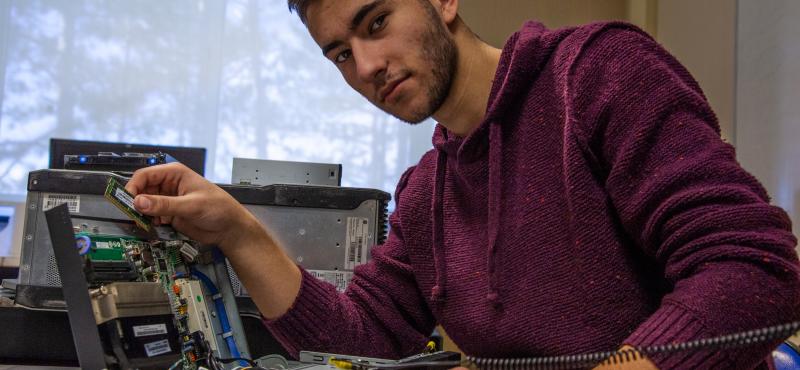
[432,0,459,25]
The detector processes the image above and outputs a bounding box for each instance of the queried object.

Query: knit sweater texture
[264,21,800,369]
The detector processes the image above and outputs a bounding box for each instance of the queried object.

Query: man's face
[305,0,457,124]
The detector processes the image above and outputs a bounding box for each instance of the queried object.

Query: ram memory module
[105,177,153,232]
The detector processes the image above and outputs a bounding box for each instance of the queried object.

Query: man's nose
[352,40,386,85]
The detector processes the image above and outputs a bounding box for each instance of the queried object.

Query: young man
[125,0,800,369]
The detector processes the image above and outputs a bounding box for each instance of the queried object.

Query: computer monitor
[49,138,206,176]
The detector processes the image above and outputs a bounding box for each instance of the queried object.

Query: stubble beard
[387,2,457,124]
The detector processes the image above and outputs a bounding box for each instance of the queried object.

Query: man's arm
[263,214,436,358]
[570,25,800,369]
[261,166,436,358]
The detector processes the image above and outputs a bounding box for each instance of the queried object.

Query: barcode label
[133,323,168,337]
[308,270,354,292]
[344,217,369,270]
[114,188,135,209]
[42,193,80,213]
[143,338,171,357]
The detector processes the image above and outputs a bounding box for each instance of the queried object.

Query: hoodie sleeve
[569,25,800,369]
[262,166,436,360]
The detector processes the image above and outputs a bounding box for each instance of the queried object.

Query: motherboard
[56,179,251,369]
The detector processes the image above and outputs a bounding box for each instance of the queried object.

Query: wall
[459,0,629,48]
[460,0,737,142]
[655,0,737,142]
[736,0,800,240]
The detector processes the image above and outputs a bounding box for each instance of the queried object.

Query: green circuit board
[75,233,141,261]
[79,232,208,369]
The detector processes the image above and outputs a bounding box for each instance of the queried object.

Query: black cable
[363,361,463,369]
[466,320,800,370]
[215,356,259,367]
[200,356,222,370]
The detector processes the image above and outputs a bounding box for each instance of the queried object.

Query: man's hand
[592,346,658,370]
[125,162,260,250]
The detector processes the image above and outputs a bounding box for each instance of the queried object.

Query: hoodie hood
[429,21,552,307]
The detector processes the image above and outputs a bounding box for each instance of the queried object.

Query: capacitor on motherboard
[75,235,91,255]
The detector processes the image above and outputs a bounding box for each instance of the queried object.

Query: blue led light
[148,158,157,165]
[79,156,87,164]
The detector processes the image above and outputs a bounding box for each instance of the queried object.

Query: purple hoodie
[264,21,800,369]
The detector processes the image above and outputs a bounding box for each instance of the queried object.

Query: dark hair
[287,0,313,23]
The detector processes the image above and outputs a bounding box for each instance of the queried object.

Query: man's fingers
[125,162,190,196]
[145,184,160,196]
[134,194,196,217]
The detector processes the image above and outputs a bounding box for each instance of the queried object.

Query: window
[0,0,435,197]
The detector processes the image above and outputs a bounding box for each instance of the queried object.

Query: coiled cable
[466,320,800,369]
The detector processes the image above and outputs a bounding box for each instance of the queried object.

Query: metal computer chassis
[15,169,389,308]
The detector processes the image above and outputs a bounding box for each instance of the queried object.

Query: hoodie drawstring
[425,21,549,309]
[429,123,504,307]
[486,121,503,306]
[430,149,448,303]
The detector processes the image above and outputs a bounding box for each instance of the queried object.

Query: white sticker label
[344,217,369,270]
[143,338,171,357]
[42,193,80,213]
[308,270,354,292]
[133,323,168,337]
[114,188,135,209]
[95,241,110,249]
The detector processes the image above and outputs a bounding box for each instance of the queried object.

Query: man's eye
[369,14,387,33]
[335,50,351,63]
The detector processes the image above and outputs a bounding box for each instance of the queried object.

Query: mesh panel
[225,259,247,296]
[378,199,389,245]
[46,253,62,286]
